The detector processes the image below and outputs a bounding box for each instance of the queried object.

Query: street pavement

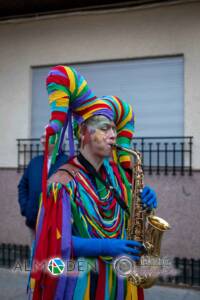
[0,268,199,300]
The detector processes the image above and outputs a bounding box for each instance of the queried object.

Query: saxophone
[114,144,170,288]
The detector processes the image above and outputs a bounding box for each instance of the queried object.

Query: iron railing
[0,244,199,287]
[17,136,193,175]
[158,257,200,288]
[0,243,30,269]
[131,136,193,175]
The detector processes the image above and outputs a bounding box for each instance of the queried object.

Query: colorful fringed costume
[29,66,144,300]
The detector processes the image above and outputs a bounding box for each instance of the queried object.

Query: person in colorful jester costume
[29,66,157,300]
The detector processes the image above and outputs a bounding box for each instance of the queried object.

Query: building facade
[0,1,199,258]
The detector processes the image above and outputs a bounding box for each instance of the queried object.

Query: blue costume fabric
[18,152,68,229]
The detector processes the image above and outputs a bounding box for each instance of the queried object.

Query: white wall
[0,1,200,168]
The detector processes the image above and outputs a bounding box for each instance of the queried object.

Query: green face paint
[85,115,116,135]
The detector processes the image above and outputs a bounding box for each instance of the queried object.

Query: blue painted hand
[72,237,143,261]
[141,186,158,209]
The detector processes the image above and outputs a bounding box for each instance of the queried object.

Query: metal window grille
[17,137,193,175]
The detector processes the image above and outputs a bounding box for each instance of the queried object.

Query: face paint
[93,129,107,149]
[82,130,91,148]
[80,115,117,157]
[86,115,117,135]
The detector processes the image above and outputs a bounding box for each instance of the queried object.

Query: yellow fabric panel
[75,100,101,112]
[109,265,113,295]
[56,228,61,240]
[52,183,59,203]
[49,90,68,103]
[78,80,87,95]
[112,148,118,163]
[120,156,131,163]
[30,278,36,289]
[83,272,90,300]
[117,106,133,131]
[56,98,69,107]
[125,281,138,300]
[64,66,76,94]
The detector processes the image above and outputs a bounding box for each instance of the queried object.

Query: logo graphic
[113,256,133,277]
[113,255,174,278]
[48,258,65,276]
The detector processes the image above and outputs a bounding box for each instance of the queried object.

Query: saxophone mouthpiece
[113,144,137,156]
[112,144,123,151]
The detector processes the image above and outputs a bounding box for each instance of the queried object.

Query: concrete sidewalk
[0,268,200,300]
[145,285,200,300]
[0,269,28,300]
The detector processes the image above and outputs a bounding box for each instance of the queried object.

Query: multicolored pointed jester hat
[43,65,135,207]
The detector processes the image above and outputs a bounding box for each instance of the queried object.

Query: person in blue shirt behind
[17,135,68,234]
